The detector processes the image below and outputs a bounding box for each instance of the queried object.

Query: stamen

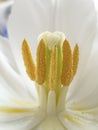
[22,39,35,80]
[73,44,79,77]
[22,32,79,95]
[61,40,73,86]
[49,47,58,90]
[36,39,46,85]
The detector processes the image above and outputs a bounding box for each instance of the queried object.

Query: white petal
[58,110,98,130]
[0,51,37,107]
[94,0,98,11]
[0,108,45,130]
[0,36,18,70]
[66,30,98,110]
[55,0,97,75]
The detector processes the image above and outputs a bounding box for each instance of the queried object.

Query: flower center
[22,32,79,113]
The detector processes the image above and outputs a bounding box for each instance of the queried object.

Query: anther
[61,40,73,86]
[73,44,79,77]
[49,47,58,90]
[22,39,35,80]
[36,39,46,85]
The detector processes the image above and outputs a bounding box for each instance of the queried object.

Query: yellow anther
[61,40,73,86]
[22,39,35,80]
[49,47,58,90]
[36,39,46,85]
[73,44,79,77]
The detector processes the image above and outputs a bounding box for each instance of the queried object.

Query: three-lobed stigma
[22,32,79,94]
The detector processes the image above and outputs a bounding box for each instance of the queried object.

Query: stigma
[22,32,79,94]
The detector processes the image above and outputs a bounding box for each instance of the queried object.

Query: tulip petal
[94,0,98,11]
[66,30,98,111]
[55,0,97,75]
[0,51,38,107]
[0,36,18,70]
[58,110,98,130]
[0,108,45,130]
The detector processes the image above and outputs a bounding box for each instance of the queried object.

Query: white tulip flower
[0,0,98,130]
